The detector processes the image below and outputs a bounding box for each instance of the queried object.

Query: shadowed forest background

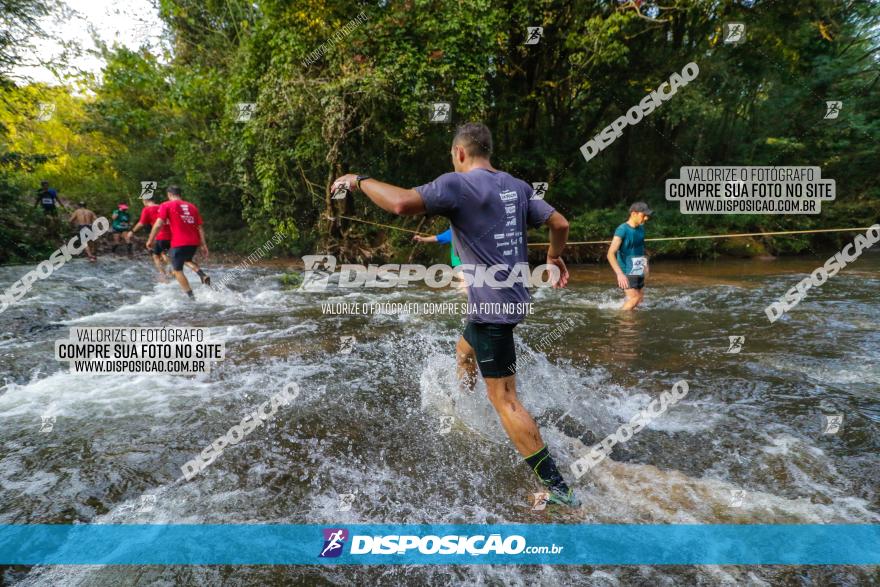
[1,0,878,264]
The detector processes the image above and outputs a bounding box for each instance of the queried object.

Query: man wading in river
[331,122,579,507]
[607,202,651,310]
[146,186,211,299]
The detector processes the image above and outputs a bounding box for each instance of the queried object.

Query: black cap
[629,201,653,216]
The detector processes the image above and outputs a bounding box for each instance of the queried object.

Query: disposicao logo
[319,528,349,558]
[317,529,558,558]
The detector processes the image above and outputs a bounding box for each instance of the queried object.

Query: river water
[1,252,878,585]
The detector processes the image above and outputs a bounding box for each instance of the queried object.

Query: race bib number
[41,197,54,205]
[629,256,647,276]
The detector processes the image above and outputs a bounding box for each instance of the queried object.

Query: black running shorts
[463,322,517,378]
[625,275,645,290]
[169,245,198,271]
[152,239,171,256]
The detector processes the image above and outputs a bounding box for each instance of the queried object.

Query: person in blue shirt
[607,202,652,310]
[34,181,63,215]
[412,228,462,267]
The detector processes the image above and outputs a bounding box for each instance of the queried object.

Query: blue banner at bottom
[0,524,878,565]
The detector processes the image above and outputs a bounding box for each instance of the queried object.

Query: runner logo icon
[319,528,349,558]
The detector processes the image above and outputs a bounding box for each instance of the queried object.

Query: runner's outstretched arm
[330,174,425,216]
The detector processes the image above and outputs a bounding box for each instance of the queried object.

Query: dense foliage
[1,0,878,264]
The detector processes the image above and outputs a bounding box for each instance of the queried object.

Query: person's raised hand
[547,255,569,289]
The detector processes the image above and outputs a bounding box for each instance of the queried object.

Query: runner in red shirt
[146,186,211,299]
[126,194,172,279]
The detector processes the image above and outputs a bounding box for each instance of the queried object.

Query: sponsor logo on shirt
[494,234,505,239]
[499,190,518,202]
[505,205,516,214]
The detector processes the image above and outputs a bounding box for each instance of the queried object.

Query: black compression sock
[525,445,570,495]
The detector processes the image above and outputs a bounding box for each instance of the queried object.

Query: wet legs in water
[455,335,573,500]
[622,287,644,310]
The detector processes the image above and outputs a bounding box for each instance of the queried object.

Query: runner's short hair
[167,185,182,196]
[453,123,493,158]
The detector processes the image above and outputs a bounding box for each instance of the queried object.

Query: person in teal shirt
[111,203,133,254]
[607,202,651,310]
[413,227,461,267]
